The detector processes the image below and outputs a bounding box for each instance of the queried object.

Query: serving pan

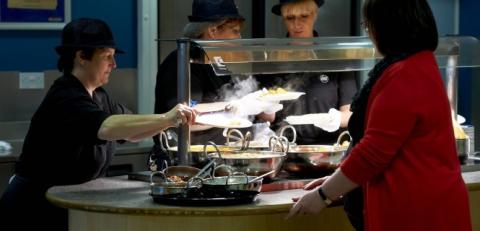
[158,131,240,168]
[208,139,287,180]
[151,189,259,206]
[278,127,351,177]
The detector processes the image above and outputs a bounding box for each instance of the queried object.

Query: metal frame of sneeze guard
[192,36,480,114]
[193,36,480,75]
[176,36,480,165]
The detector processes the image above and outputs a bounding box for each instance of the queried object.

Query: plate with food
[195,114,252,128]
[257,87,305,102]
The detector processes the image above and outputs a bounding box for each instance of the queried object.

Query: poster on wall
[0,0,70,30]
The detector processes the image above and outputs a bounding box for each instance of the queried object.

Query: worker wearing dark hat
[264,0,361,230]
[260,0,357,144]
[0,18,195,230]
[152,0,276,169]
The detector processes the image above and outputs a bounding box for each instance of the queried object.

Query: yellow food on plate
[261,87,288,96]
[451,111,467,139]
[228,119,242,126]
[341,140,350,147]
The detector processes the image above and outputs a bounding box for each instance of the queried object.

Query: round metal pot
[209,150,286,180]
[280,129,351,177]
[283,145,347,176]
[149,165,202,196]
[163,166,201,182]
[150,171,190,196]
[166,145,238,168]
[150,181,188,196]
[224,129,270,150]
[159,132,239,168]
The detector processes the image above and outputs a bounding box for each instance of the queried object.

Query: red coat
[341,51,471,231]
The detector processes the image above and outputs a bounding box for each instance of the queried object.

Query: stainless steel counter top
[0,140,152,163]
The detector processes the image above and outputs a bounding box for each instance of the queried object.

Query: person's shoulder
[163,49,178,61]
[49,74,85,96]
[94,86,109,96]
[387,51,436,76]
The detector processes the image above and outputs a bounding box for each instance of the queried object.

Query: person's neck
[71,69,96,97]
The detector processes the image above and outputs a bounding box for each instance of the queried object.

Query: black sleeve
[55,93,110,145]
[155,51,179,114]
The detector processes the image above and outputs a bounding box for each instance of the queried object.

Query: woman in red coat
[286,0,472,230]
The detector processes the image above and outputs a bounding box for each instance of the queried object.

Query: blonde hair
[281,0,318,19]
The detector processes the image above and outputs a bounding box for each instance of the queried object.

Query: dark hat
[188,0,245,22]
[271,0,324,16]
[55,18,125,54]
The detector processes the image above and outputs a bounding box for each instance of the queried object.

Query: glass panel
[192,36,480,76]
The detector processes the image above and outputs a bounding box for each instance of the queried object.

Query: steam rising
[219,75,259,101]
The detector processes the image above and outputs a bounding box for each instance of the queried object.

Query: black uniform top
[15,73,130,186]
[154,48,231,145]
[258,72,357,144]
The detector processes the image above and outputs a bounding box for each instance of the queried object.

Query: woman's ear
[75,50,86,67]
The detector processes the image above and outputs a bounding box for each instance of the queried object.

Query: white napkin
[285,108,341,132]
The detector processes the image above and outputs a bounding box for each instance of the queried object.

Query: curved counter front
[47,172,480,231]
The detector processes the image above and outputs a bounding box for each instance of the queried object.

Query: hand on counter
[286,187,327,219]
[285,176,329,219]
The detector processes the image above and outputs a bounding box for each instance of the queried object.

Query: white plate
[285,113,332,125]
[191,124,214,131]
[258,92,305,102]
[195,114,252,128]
[457,114,466,124]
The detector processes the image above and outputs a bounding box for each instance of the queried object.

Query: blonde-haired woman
[260,0,357,146]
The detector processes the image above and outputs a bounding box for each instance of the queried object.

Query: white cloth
[313,108,341,132]
[285,108,341,132]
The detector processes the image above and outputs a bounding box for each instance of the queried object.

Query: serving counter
[47,171,480,231]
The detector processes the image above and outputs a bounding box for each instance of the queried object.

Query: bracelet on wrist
[318,187,333,206]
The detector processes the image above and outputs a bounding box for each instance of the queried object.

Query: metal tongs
[186,141,222,188]
[197,104,233,116]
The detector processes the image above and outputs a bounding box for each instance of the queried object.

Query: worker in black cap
[0,18,196,230]
[152,0,276,169]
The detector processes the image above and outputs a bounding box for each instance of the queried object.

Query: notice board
[0,0,70,30]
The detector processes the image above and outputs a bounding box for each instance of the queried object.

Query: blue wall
[429,0,456,36]
[0,0,137,72]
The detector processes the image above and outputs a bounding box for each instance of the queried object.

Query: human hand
[313,108,341,132]
[166,104,196,127]
[304,176,329,190]
[285,189,326,219]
